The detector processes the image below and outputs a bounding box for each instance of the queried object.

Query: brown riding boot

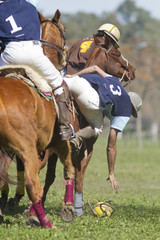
[53,81,74,141]
[70,126,98,157]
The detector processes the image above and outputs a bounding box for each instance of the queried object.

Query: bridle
[119,55,129,83]
[40,19,66,57]
[96,45,132,84]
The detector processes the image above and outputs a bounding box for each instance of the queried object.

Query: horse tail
[0,93,16,187]
[39,149,51,170]
[0,150,16,188]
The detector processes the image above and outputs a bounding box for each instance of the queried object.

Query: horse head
[38,10,67,70]
[86,35,135,86]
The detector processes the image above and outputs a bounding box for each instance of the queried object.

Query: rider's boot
[53,81,74,141]
[70,126,98,156]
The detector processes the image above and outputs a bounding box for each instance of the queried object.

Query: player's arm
[106,127,119,190]
[66,65,107,77]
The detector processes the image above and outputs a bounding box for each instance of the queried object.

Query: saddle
[0,65,52,97]
[0,65,77,118]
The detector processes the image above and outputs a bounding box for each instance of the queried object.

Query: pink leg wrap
[32,198,52,228]
[63,178,74,204]
[29,204,36,215]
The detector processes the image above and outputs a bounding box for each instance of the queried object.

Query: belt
[32,40,41,45]
[6,41,41,47]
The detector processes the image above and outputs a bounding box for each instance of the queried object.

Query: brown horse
[41,34,136,218]
[0,33,136,222]
[66,35,135,84]
[0,10,75,228]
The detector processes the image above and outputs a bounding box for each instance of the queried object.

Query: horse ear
[93,34,105,46]
[38,11,45,22]
[53,9,61,23]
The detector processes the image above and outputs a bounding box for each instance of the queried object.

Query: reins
[40,19,66,56]
[119,55,129,83]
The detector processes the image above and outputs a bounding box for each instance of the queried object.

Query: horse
[0,10,75,229]
[41,34,136,218]
[0,32,136,223]
[66,34,135,83]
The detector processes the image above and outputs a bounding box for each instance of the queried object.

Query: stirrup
[59,124,75,141]
[70,136,83,158]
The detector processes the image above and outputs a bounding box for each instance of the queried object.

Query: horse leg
[74,138,96,217]
[54,140,75,222]
[8,156,25,210]
[15,156,25,199]
[0,183,9,223]
[42,152,58,206]
[21,148,54,228]
[0,184,9,210]
[24,149,56,227]
[0,155,12,222]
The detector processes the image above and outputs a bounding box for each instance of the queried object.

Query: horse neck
[41,22,62,69]
[43,45,59,69]
[42,26,58,68]
[85,47,107,72]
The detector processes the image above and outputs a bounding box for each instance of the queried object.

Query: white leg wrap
[74,192,83,217]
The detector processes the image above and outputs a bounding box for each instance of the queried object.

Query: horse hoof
[26,216,40,228]
[7,198,18,211]
[7,194,23,211]
[0,209,3,224]
[23,209,30,220]
[23,209,40,228]
[61,205,75,222]
[0,196,8,210]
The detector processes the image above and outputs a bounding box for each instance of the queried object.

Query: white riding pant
[64,76,104,135]
[0,41,63,90]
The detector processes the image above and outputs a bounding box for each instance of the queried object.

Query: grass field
[0,136,160,240]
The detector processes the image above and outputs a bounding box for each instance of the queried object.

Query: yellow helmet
[98,23,120,48]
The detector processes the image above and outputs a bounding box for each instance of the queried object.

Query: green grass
[0,137,160,240]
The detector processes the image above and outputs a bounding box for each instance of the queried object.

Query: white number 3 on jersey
[110,84,122,96]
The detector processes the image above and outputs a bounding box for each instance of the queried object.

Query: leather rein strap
[40,19,66,56]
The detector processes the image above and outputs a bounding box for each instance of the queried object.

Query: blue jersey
[82,74,132,118]
[0,0,41,46]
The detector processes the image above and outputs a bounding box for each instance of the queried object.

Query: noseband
[119,55,133,84]
[40,19,66,57]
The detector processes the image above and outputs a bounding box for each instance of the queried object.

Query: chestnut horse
[41,35,136,218]
[0,34,136,222]
[0,10,75,228]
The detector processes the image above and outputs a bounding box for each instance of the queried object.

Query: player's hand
[107,174,119,191]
